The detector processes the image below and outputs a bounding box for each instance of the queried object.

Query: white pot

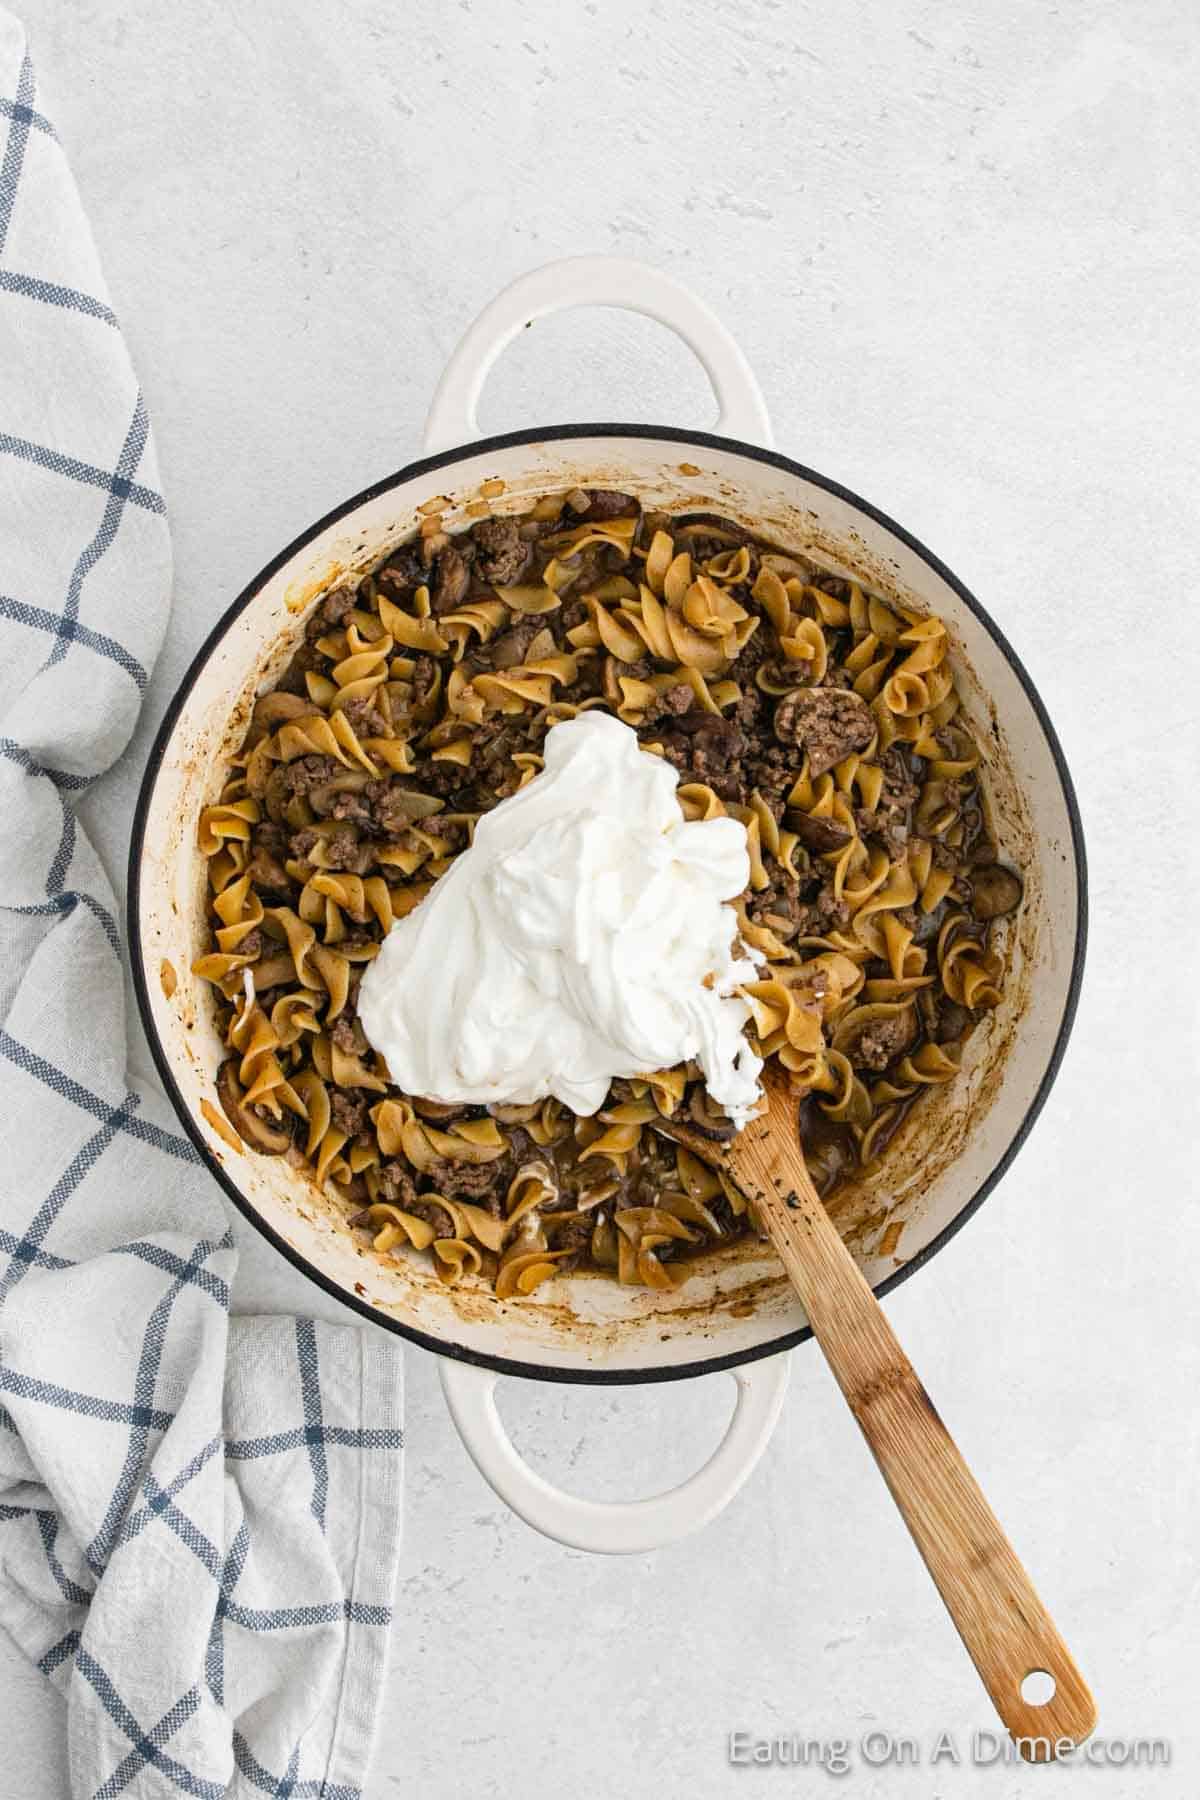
[130,257,1085,1556]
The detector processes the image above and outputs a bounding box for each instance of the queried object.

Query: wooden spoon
[673,1068,1096,1761]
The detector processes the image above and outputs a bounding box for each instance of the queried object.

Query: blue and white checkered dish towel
[0,15,405,1796]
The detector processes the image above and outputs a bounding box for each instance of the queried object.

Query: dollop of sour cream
[357,711,763,1124]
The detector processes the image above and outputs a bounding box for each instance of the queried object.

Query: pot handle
[438,1351,790,1554]
[422,255,773,455]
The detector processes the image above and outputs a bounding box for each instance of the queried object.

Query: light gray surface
[5,2,1198,1795]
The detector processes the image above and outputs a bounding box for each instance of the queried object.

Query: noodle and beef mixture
[194,487,1022,1296]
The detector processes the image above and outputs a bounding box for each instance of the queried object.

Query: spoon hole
[1021,1670,1057,1707]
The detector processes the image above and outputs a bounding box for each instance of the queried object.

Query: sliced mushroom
[969,864,1023,921]
[307,770,370,815]
[488,626,537,669]
[250,952,295,990]
[584,489,638,519]
[371,787,446,822]
[754,656,812,696]
[253,692,321,732]
[216,1060,291,1155]
[790,811,852,854]
[686,1086,737,1142]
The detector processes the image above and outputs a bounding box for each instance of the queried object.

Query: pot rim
[127,421,1088,1385]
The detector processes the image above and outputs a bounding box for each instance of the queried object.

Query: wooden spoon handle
[733,1124,1096,1758]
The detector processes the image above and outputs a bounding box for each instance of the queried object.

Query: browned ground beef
[473,516,530,587]
[773,687,874,777]
[853,1009,917,1072]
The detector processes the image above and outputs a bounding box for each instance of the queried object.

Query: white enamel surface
[440,1352,790,1553]
[134,424,1078,1379]
[424,254,773,454]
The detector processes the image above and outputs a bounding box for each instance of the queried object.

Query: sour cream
[357,711,763,1124]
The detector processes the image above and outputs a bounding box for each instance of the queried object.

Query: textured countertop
[5,3,1197,1796]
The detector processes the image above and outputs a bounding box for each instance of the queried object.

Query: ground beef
[773,687,874,777]
[323,824,374,874]
[422,821,468,855]
[734,681,766,731]
[657,710,746,798]
[747,874,806,940]
[320,585,357,626]
[376,1161,418,1208]
[473,516,531,587]
[744,742,794,816]
[472,722,523,793]
[376,1168,461,1239]
[855,806,908,860]
[283,754,339,796]
[409,653,437,703]
[431,544,470,614]
[852,1008,917,1072]
[331,1015,360,1055]
[340,695,387,740]
[360,778,423,836]
[550,1210,594,1271]
[330,1091,368,1137]
[238,927,263,959]
[879,745,921,812]
[253,820,288,856]
[810,883,851,932]
[412,756,474,799]
[690,714,746,784]
[405,1197,459,1236]
[422,1157,509,1202]
[327,788,374,827]
[643,682,694,724]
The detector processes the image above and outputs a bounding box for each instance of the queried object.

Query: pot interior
[133,429,1081,1379]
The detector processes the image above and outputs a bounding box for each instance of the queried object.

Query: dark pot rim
[128,421,1088,1385]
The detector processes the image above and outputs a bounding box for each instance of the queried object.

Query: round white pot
[129,257,1085,1556]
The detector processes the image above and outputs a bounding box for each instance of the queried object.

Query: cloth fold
[0,14,404,1795]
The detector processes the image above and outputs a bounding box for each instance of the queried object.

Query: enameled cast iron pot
[129,257,1086,1555]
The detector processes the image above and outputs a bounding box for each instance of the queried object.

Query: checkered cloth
[0,15,405,1796]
